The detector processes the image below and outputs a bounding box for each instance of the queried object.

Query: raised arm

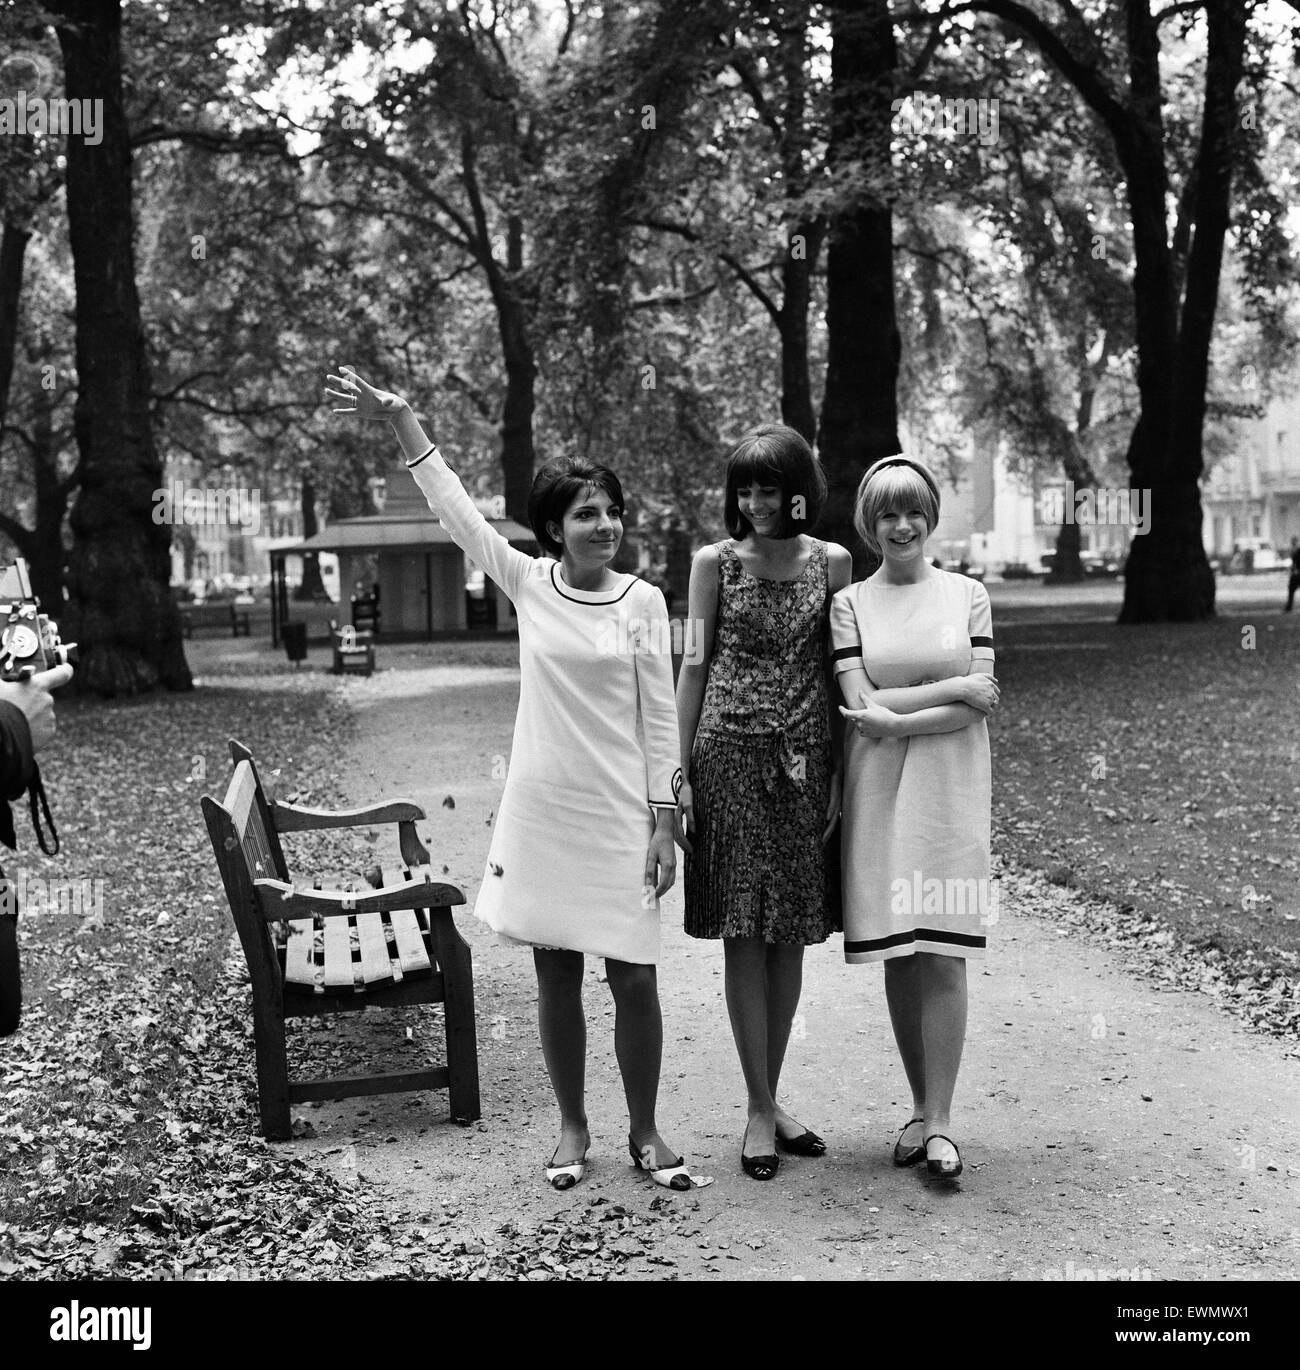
[326,367,531,602]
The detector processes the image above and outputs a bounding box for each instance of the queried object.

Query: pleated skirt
[683,731,833,945]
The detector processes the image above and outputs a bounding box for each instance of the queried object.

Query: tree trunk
[815,0,900,577]
[1048,335,1104,584]
[0,218,31,439]
[776,4,822,443]
[52,0,190,693]
[1119,0,1243,622]
[495,273,537,528]
[29,373,70,612]
[294,471,327,600]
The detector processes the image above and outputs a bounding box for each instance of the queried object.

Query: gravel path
[290,653,1300,1283]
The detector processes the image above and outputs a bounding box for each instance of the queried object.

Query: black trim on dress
[844,927,987,954]
[548,562,637,605]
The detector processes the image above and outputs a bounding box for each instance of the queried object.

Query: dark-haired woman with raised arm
[326,367,707,1193]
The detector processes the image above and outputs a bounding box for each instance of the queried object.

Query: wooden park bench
[201,740,480,1139]
[181,602,252,638]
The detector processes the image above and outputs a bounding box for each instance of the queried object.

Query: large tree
[816,0,902,573]
[51,0,190,693]
[926,0,1252,621]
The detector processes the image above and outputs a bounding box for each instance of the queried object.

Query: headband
[861,456,941,512]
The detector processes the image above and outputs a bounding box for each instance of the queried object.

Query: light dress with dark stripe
[829,568,995,964]
[683,540,833,945]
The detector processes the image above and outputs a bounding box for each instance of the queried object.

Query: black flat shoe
[893,1116,926,1167]
[924,1133,963,1179]
[776,1127,826,1157]
[741,1150,780,1180]
[741,1122,780,1180]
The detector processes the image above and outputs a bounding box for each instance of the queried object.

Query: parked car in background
[1231,538,1287,573]
[1000,561,1038,580]
[1081,551,1123,578]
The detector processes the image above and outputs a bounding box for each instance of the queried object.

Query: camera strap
[26,762,58,857]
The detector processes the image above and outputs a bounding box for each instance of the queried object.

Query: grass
[987,594,1299,977]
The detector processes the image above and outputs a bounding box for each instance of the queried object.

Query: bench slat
[356,912,395,987]
[288,1067,449,1104]
[388,908,431,975]
[322,915,356,990]
[284,918,318,988]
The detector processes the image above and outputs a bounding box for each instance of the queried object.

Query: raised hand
[324,366,409,421]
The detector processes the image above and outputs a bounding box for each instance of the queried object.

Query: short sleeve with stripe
[829,586,863,677]
[968,580,994,666]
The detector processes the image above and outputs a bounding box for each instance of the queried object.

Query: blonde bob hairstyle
[852,457,942,558]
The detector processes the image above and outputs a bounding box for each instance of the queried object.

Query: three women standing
[676,425,851,1179]
[327,369,992,1188]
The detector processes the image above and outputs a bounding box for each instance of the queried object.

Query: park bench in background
[201,739,480,1140]
[181,602,251,638]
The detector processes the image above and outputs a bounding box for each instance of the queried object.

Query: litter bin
[283,620,308,667]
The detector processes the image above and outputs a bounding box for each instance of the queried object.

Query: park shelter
[270,473,535,645]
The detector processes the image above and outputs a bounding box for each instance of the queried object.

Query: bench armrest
[255,872,465,920]
[272,800,426,832]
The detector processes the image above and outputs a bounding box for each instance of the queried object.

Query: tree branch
[930,0,1132,148]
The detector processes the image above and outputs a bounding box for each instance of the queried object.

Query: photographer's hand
[0,664,73,753]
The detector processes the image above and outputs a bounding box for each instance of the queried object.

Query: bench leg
[250,995,292,1140]
[430,911,480,1123]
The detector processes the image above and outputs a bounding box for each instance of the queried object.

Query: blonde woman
[831,457,999,1179]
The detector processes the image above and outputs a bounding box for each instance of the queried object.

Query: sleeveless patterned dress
[684,540,834,944]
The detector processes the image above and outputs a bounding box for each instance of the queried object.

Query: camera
[0,559,78,682]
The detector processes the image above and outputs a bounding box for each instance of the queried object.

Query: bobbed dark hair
[527,458,626,558]
[723,424,826,540]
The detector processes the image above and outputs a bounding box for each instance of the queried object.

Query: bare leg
[884,954,927,1153]
[884,954,926,1118]
[604,958,679,1167]
[723,937,776,1155]
[918,952,968,1164]
[763,944,816,1143]
[533,948,589,1166]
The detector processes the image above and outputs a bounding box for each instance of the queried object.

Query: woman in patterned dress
[832,457,999,1180]
[676,425,851,1179]
[326,367,706,1194]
